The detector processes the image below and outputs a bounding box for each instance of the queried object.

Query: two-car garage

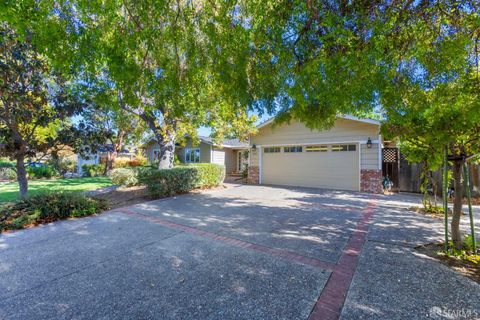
[249,116,382,192]
[261,143,360,191]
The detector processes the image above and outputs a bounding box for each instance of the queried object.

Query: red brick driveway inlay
[308,200,377,320]
[115,198,376,320]
[115,208,337,271]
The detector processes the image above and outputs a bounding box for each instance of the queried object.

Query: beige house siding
[360,143,380,170]
[199,142,211,163]
[251,118,378,146]
[224,149,237,174]
[211,147,225,166]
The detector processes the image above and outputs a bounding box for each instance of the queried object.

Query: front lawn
[0,177,113,203]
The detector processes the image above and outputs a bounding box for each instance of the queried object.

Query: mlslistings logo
[428,306,479,319]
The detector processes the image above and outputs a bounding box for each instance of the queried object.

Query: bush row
[138,164,225,197]
[0,192,107,233]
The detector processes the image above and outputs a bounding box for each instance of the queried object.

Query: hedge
[138,163,225,198]
[0,192,107,232]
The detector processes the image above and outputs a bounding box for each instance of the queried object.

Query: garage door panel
[262,147,359,191]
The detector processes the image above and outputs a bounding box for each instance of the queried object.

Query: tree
[76,80,146,172]
[0,24,83,197]
[2,1,263,169]
[382,73,480,249]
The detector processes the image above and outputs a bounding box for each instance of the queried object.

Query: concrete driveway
[0,184,478,320]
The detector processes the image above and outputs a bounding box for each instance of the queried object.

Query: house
[247,115,383,193]
[144,137,249,174]
[77,145,136,174]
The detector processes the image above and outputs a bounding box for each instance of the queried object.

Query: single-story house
[77,145,136,174]
[247,115,383,193]
[144,137,249,175]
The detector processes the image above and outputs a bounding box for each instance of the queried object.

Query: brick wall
[361,169,382,193]
[248,166,259,184]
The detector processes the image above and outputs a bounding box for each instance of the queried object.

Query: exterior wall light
[367,138,373,149]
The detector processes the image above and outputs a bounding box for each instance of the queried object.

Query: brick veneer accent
[247,166,259,184]
[360,169,382,193]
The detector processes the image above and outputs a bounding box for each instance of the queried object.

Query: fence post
[443,148,449,252]
[463,162,477,253]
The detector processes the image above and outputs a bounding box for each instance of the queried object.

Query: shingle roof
[198,136,248,148]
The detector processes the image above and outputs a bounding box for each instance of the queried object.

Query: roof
[96,144,132,154]
[256,114,381,129]
[145,136,248,149]
[198,136,249,148]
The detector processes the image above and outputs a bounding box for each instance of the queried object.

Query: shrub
[113,157,148,168]
[82,164,104,177]
[27,165,57,179]
[186,163,226,188]
[0,167,17,180]
[0,159,15,169]
[0,192,107,232]
[108,168,138,186]
[49,157,77,175]
[138,164,225,198]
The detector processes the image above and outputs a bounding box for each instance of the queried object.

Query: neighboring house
[77,145,136,174]
[144,137,249,174]
[247,115,383,193]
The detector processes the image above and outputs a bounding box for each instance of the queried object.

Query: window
[331,144,356,152]
[306,145,328,152]
[284,146,303,153]
[185,148,200,163]
[264,147,281,153]
[153,149,160,161]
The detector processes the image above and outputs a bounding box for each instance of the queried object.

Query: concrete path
[0,185,478,319]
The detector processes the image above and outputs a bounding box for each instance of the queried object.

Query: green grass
[0,177,113,203]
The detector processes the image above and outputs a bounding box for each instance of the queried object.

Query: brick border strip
[115,208,336,271]
[308,200,377,320]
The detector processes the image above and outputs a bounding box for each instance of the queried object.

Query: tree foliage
[0,24,84,197]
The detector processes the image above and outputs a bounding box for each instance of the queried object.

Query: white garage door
[261,144,360,191]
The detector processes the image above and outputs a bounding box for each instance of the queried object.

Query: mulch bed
[409,206,453,219]
[415,243,479,284]
[448,197,480,205]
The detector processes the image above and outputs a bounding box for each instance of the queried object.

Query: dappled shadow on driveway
[127,184,372,263]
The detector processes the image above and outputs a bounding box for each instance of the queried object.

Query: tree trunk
[108,130,125,171]
[16,154,28,199]
[451,159,464,249]
[158,131,176,169]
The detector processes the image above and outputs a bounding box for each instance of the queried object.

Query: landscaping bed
[91,185,151,209]
[409,206,452,218]
[416,243,479,284]
[0,192,107,233]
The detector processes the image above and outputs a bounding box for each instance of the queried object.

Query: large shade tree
[0,24,84,197]
[2,0,270,169]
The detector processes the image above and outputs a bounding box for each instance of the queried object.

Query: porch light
[251,144,257,150]
[367,138,372,149]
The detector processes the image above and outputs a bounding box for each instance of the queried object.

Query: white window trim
[185,148,200,163]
